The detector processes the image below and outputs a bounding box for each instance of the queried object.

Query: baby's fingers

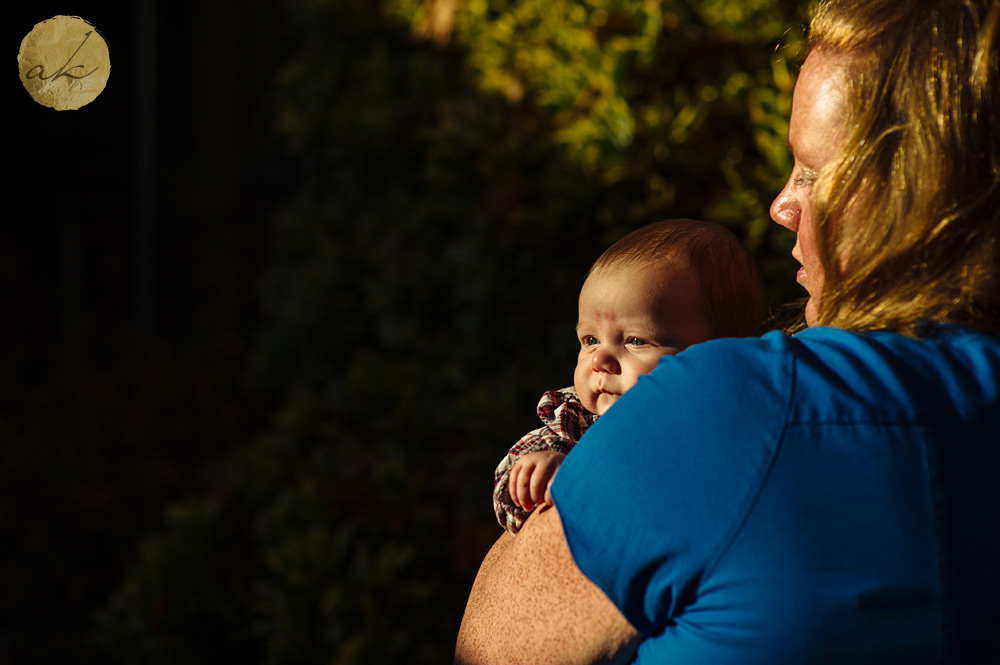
[509,461,535,511]
[529,468,549,506]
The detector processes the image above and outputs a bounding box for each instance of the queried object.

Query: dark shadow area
[3,1,804,663]
[5,2,287,662]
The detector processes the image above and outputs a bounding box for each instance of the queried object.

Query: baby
[494,219,766,533]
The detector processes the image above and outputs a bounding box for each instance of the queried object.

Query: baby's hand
[508,450,567,513]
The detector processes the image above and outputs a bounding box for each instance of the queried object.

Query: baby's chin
[591,391,620,416]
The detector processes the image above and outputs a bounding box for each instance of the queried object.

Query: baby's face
[574,262,717,416]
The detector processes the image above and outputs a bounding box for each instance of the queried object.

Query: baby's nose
[591,348,620,373]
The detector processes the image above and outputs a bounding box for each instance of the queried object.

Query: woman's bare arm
[454,505,640,665]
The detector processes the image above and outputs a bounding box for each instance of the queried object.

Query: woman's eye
[794,167,819,188]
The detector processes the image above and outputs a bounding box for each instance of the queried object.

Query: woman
[455,1,1000,663]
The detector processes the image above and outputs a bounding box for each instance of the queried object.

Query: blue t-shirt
[552,326,1000,664]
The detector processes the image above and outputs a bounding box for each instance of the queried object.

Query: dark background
[6,1,286,660]
[3,1,804,663]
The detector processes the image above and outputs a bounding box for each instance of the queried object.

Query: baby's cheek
[578,390,601,415]
[622,356,663,393]
[622,364,652,392]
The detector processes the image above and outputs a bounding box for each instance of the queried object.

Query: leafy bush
[94,0,806,662]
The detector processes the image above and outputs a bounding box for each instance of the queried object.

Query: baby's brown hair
[589,219,765,338]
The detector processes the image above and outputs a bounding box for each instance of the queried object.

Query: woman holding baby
[456,0,1000,663]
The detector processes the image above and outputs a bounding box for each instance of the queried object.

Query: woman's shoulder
[654,325,1000,426]
[678,324,1000,364]
[787,325,1000,425]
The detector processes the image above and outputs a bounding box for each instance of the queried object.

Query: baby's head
[574,219,764,415]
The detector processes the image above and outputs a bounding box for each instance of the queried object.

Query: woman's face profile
[770,50,851,326]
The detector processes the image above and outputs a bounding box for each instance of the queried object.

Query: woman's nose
[770,182,800,232]
[591,347,620,373]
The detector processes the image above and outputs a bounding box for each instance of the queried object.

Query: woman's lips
[796,265,807,284]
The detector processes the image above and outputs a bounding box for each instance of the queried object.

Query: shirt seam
[787,419,1000,427]
[919,431,948,664]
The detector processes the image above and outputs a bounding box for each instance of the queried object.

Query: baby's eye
[625,337,650,347]
[581,335,599,346]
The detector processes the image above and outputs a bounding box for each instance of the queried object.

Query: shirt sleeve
[551,333,795,635]
[493,387,596,534]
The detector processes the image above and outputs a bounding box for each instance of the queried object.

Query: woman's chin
[804,297,820,327]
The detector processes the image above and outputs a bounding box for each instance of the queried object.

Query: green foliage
[95,0,808,662]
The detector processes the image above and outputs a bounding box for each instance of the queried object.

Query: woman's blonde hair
[807,0,1000,335]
